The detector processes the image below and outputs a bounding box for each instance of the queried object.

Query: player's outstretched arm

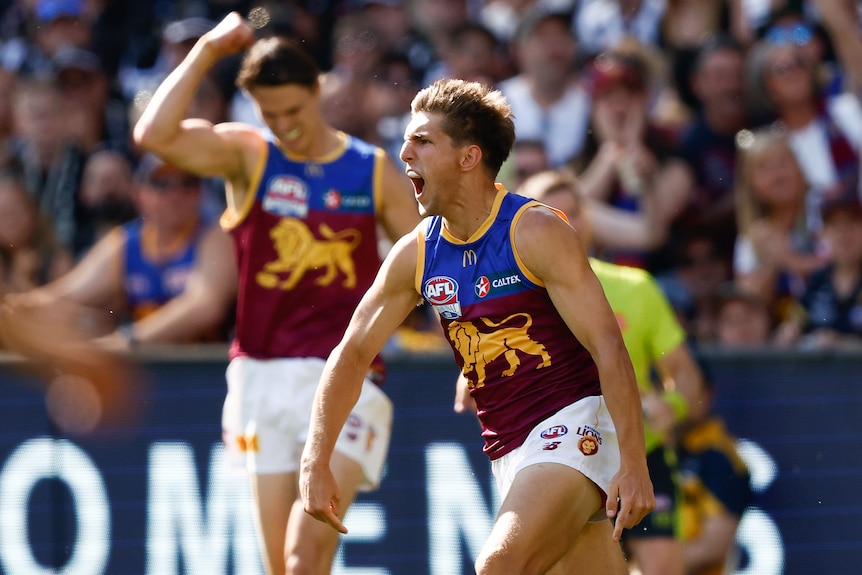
[513,205,654,539]
[300,229,422,533]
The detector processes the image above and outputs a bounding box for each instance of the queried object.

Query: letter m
[146,442,261,575]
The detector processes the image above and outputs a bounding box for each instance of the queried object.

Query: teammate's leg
[249,471,297,575]
[285,451,365,575]
[475,463,603,575]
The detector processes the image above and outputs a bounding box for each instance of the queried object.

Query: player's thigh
[482,463,602,572]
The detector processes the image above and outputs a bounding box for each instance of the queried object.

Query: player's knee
[285,551,328,575]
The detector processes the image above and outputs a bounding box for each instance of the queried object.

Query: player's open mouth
[407,169,425,196]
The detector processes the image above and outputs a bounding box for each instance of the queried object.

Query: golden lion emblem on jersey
[448,313,552,388]
[256,219,361,290]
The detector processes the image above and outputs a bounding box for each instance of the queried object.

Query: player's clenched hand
[202,11,255,59]
[605,462,655,542]
[299,460,348,534]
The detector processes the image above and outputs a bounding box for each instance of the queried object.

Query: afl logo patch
[263,175,308,217]
[424,276,462,319]
[425,276,459,304]
[578,436,599,456]
[540,425,568,439]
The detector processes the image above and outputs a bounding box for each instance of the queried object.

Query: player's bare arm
[300,229,422,533]
[513,206,655,538]
[133,12,257,193]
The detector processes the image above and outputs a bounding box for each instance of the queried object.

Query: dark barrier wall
[0,346,860,574]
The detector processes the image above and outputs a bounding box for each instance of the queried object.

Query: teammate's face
[250,83,321,155]
[400,111,464,217]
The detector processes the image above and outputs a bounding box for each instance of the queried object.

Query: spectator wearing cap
[775,194,862,350]
[32,0,92,57]
[0,0,95,77]
[6,155,237,349]
[569,47,693,270]
[119,16,216,104]
[53,46,129,153]
[497,6,591,169]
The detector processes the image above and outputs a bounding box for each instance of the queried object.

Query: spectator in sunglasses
[6,154,237,348]
[746,33,862,232]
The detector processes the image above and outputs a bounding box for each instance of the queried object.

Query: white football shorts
[491,395,620,515]
[222,356,392,491]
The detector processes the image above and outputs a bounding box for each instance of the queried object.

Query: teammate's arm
[514,206,654,540]
[300,229,422,533]
[133,12,256,183]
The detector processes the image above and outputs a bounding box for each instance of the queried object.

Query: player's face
[400,111,464,217]
[250,83,320,155]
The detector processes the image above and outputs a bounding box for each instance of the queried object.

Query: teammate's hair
[236,36,319,91]
[411,78,515,176]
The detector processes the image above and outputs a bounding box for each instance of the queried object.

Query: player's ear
[460,144,483,171]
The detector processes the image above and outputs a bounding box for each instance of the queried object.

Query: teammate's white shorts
[222,356,392,491]
[491,395,620,513]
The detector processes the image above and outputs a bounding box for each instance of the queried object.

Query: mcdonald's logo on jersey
[463,250,478,267]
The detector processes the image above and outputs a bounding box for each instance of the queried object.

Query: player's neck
[442,182,501,241]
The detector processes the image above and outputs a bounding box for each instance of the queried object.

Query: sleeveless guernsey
[123,218,202,321]
[221,132,385,362]
[418,188,601,459]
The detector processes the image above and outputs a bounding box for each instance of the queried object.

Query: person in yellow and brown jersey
[132,12,421,575]
[677,362,753,575]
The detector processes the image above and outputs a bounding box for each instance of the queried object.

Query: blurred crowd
[1,0,862,353]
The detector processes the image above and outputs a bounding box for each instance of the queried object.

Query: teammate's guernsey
[221,131,385,361]
[122,218,202,321]
[418,187,600,460]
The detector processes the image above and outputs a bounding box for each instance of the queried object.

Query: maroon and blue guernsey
[221,131,386,363]
[418,187,601,460]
